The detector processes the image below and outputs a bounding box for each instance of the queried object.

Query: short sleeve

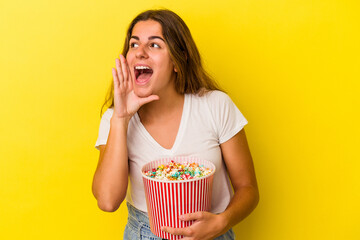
[206,91,248,144]
[94,108,114,150]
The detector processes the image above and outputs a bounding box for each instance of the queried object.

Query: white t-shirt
[95,90,248,213]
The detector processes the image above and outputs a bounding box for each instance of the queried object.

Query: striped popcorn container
[141,156,215,240]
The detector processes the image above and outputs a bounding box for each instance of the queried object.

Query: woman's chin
[133,88,153,98]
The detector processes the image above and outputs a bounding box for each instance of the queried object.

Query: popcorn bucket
[141,156,215,240]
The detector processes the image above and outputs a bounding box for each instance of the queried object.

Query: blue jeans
[123,202,235,240]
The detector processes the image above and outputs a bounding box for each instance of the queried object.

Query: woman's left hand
[161,211,228,240]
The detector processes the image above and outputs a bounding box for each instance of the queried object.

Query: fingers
[114,54,131,90]
[180,211,205,221]
[161,212,206,237]
[115,58,123,85]
[161,226,193,237]
[125,57,133,90]
[119,54,129,88]
[112,68,119,89]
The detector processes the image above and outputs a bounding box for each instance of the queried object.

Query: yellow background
[1,0,359,239]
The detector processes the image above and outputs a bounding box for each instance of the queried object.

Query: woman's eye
[151,43,160,48]
[130,42,139,48]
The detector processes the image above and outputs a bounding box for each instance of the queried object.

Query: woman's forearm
[92,117,130,212]
[220,185,259,230]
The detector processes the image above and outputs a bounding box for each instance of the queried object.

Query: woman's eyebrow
[130,36,165,42]
[148,36,165,42]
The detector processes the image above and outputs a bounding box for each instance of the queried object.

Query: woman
[92,9,259,240]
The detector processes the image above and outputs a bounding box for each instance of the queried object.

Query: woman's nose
[135,45,149,59]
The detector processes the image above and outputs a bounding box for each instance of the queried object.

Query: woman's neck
[138,90,184,123]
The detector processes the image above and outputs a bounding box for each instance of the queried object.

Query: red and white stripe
[142,157,215,240]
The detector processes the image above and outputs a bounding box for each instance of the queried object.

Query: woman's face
[126,20,176,98]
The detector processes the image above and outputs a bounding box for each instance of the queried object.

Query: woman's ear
[173,62,178,72]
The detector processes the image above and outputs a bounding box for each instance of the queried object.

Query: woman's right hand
[111,54,159,120]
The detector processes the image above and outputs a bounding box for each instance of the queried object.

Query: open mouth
[134,65,153,84]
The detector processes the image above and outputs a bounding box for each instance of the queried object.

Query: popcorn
[143,160,213,181]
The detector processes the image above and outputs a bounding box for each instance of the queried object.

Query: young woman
[92,9,259,240]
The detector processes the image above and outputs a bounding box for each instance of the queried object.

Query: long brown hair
[101,9,221,115]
